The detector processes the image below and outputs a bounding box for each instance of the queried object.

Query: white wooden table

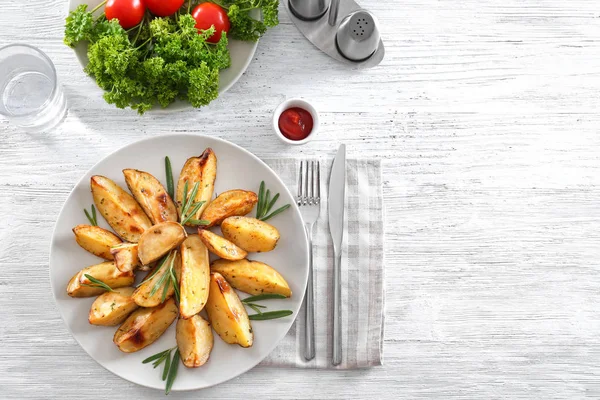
[2,0,600,398]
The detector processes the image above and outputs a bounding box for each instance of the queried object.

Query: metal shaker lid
[336,10,380,61]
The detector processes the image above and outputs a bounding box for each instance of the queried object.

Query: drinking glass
[0,44,67,132]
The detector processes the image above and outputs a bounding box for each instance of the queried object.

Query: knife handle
[332,250,342,366]
[304,225,316,361]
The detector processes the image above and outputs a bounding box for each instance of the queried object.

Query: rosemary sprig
[139,253,171,286]
[249,310,294,320]
[242,293,293,320]
[166,349,180,394]
[180,181,209,226]
[84,204,98,226]
[142,346,180,395]
[255,181,291,221]
[81,274,114,292]
[242,293,287,302]
[149,250,179,303]
[165,156,174,199]
[246,303,265,314]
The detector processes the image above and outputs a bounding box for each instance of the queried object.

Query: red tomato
[192,3,230,43]
[144,0,185,17]
[105,0,145,30]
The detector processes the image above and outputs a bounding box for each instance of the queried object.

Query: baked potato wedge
[110,243,139,273]
[176,149,217,225]
[91,175,152,242]
[123,169,178,225]
[73,224,122,260]
[179,235,210,319]
[176,315,213,368]
[114,298,178,353]
[132,251,181,307]
[205,272,253,347]
[88,287,139,326]
[67,261,135,298]
[221,216,280,253]
[197,229,247,261]
[137,221,187,265]
[211,259,292,297]
[200,190,258,228]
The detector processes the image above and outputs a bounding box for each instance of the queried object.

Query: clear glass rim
[0,43,58,118]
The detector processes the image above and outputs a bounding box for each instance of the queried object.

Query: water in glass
[0,44,66,132]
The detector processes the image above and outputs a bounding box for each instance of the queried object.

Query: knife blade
[328,144,346,366]
[328,144,346,251]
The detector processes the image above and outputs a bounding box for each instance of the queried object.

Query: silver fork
[297,160,320,361]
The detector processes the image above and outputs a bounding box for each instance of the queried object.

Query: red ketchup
[278,107,314,141]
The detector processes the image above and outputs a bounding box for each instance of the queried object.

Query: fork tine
[303,160,309,204]
[298,161,303,199]
[309,161,314,202]
[316,161,321,202]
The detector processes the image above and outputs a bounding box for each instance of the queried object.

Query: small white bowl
[272,98,319,145]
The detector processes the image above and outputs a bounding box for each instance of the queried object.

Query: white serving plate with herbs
[68,0,260,111]
[49,134,309,391]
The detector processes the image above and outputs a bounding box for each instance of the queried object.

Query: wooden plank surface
[1,0,600,398]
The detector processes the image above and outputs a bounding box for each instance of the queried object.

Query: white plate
[68,0,259,111]
[49,134,308,391]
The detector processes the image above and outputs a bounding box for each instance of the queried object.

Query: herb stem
[165,349,180,394]
[165,156,174,199]
[84,204,98,226]
[256,181,290,221]
[247,303,263,314]
[261,204,291,221]
[242,293,287,302]
[142,346,180,395]
[180,181,208,225]
[81,274,114,292]
[132,14,145,44]
[249,310,294,320]
[134,38,152,50]
[90,0,108,14]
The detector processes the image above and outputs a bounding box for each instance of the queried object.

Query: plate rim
[48,133,309,391]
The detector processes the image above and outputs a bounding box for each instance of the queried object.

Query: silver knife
[328,144,346,366]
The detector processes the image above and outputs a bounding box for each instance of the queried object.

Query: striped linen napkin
[258,158,385,369]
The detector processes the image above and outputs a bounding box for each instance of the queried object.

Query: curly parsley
[63,1,278,114]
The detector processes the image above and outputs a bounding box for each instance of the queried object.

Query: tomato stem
[132,13,146,44]
[209,0,228,10]
[90,0,108,14]
[134,38,152,50]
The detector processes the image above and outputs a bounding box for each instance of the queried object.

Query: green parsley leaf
[225,0,279,41]
[187,63,219,107]
[64,5,94,47]
[90,19,127,43]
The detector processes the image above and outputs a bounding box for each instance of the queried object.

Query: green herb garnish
[148,250,180,303]
[249,310,294,320]
[81,274,114,292]
[216,0,280,42]
[256,181,290,221]
[142,346,180,395]
[84,204,98,226]
[242,293,287,302]
[242,293,292,320]
[165,156,174,199]
[139,252,171,285]
[64,1,279,114]
[180,181,210,226]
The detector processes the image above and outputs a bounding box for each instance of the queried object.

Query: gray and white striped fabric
[259,159,384,369]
